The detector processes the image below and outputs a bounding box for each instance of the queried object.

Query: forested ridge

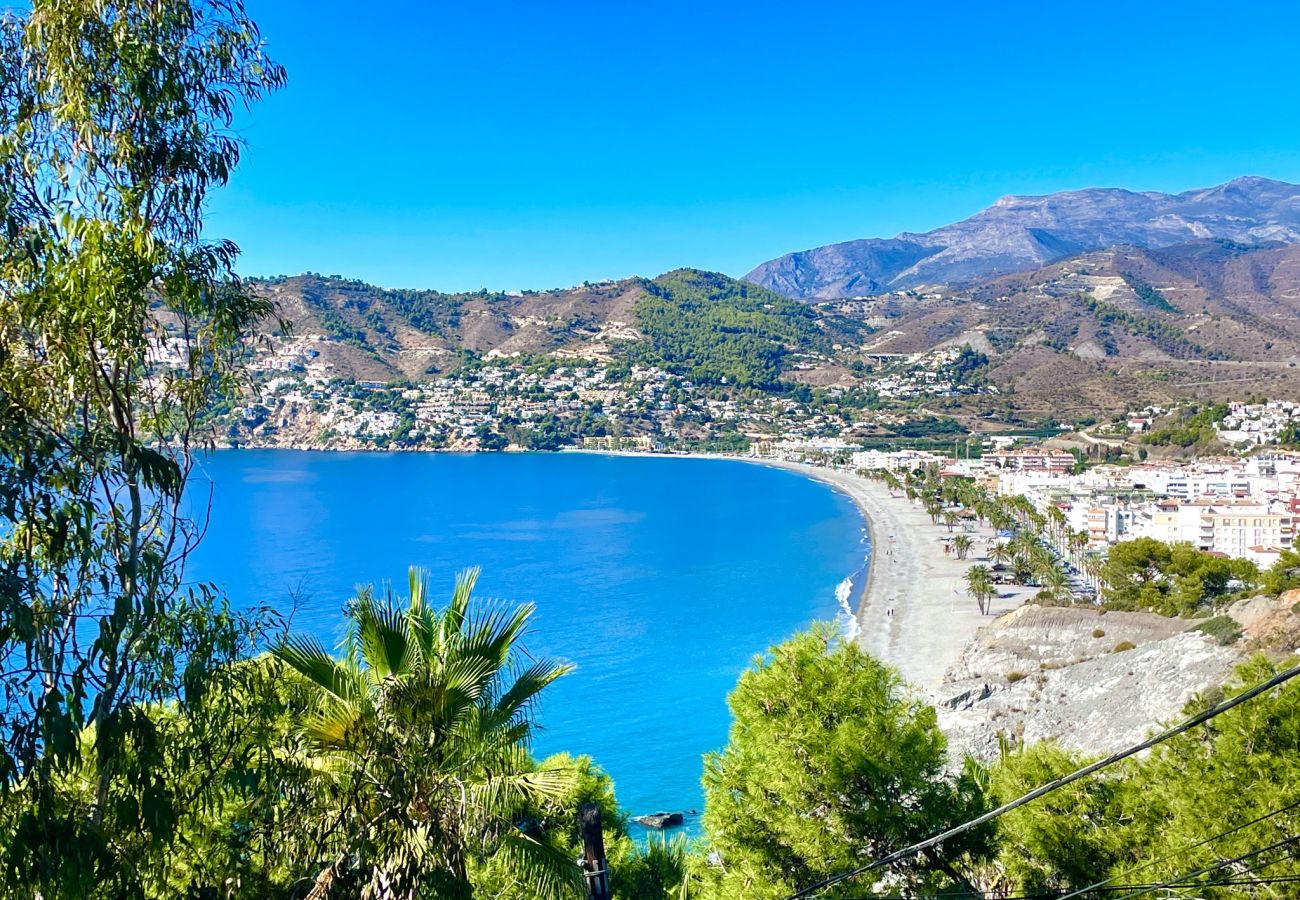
[628,269,827,387]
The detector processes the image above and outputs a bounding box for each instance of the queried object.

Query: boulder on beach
[634,811,684,829]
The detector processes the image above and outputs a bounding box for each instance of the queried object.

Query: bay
[186,450,868,828]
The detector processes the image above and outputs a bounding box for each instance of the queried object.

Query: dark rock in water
[635,811,684,829]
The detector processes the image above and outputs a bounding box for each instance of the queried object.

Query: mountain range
[245,176,1300,423]
[745,176,1300,299]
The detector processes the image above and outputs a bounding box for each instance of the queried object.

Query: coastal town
[834,443,1300,570]
[208,326,1300,578]
[15,0,1300,895]
[198,327,996,451]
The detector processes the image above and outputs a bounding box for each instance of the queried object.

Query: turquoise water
[187,451,868,829]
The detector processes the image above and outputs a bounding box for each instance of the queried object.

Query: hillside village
[196,314,1300,582]
[200,325,997,452]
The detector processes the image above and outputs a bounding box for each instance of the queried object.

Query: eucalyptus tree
[273,568,581,900]
[0,0,284,891]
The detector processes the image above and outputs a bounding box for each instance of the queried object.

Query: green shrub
[1190,615,1243,646]
[1092,628,1106,639]
[1007,671,1027,683]
[1112,640,1136,653]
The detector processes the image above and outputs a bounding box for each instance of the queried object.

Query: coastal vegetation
[699,628,991,899]
[1097,538,1258,616]
[628,270,828,389]
[5,2,1300,899]
[985,657,1300,897]
[270,568,578,898]
[0,0,287,890]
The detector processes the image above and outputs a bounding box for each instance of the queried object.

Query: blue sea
[186,450,868,830]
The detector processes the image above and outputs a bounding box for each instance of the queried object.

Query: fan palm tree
[1010,530,1039,559]
[924,500,942,524]
[1011,553,1034,586]
[274,567,579,900]
[952,534,973,560]
[1047,506,1069,548]
[989,507,1016,535]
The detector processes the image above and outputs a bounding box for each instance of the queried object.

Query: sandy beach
[740,459,1033,693]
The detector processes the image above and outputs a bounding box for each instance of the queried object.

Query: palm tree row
[862,463,1093,606]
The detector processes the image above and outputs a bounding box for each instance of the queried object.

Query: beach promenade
[760,460,1032,694]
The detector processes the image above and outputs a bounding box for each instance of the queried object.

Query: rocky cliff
[933,605,1255,763]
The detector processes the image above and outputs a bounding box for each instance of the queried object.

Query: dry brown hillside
[818,240,1300,416]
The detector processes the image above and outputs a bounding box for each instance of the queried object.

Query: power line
[840,873,1300,900]
[1053,794,1300,900]
[1112,831,1300,899]
[832,837,1300,900]
[786,660,1300,899]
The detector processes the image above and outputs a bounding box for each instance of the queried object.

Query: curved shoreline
[578,451,1031,694]
[737,458,1033,693]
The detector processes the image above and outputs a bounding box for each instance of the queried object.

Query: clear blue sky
[209,0,1300,292]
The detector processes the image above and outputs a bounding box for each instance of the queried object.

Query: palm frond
[406,566,435,671]
[442,567,479,640]
[494,658,574,724]
[493,828,584,900]
[303,696,367,752]
[273,634,366,705]
[356,589,412,680]
[460,599,534,668]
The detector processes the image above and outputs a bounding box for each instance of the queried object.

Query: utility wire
[851,797,1300,900]
[1053,794,1300,899]
[839,873,1300,900]
[786,660,1300,899]
[1110,830,1300,899]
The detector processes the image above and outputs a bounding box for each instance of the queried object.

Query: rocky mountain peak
[746,177,1300,300]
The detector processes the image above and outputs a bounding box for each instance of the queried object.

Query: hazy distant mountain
[746,176,1300,299]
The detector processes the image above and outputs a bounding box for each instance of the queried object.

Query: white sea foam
[836,574,861,642]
